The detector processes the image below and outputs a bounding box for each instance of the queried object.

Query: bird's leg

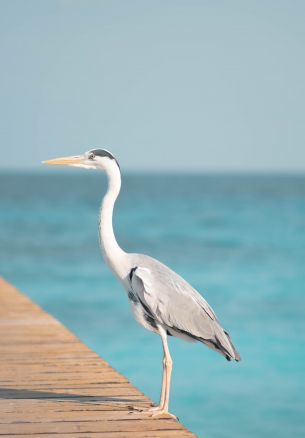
[129,327,176,419]
[149,326,175,418]
[131,354,167,413]
[144,352,167,412]
[128,333,167,413]
[139,327,175,418]
[158,354,167,407]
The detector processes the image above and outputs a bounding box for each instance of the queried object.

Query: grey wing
[130,264,240,362]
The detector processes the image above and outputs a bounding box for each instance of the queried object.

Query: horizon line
[0,167,305,175]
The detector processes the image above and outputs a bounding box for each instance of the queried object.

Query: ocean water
[0,171,304,437]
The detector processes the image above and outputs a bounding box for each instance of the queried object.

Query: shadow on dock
[0,387,142,404]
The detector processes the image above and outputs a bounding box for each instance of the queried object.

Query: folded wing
[130,264,240,362]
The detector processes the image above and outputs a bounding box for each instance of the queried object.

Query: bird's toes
[127,405,177,420]
[150,410,177,420]
[147,405,161,412]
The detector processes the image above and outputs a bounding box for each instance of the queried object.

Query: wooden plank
[0,278,195,437]
[0,433,187,438]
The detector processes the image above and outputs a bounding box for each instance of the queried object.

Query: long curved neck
[98,163,127,278]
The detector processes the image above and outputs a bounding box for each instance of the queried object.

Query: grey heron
[43,149,240,419]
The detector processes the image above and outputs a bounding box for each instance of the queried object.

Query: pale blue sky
[0,0,304,171]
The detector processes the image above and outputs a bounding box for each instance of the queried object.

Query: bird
[43,148,240,419]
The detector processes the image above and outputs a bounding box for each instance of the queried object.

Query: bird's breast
[125,289,158,334]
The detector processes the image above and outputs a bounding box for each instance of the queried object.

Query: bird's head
[42,149,120,171]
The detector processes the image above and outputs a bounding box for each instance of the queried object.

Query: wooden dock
[0,278,195,437]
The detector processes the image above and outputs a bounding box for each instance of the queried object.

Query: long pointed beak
[42,155,83,165]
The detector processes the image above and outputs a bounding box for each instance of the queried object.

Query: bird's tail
[223,330,241,362]
[201,326,241,362]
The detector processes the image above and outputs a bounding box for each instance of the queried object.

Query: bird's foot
[150,409,177,420]
[128,405,177,420]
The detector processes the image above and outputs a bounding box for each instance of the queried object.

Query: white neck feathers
[98,161,127,279]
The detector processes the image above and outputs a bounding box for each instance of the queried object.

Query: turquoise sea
[1,171,304,437]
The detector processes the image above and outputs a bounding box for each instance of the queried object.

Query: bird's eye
[88,153,95,160]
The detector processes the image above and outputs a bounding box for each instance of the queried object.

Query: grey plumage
[126,253,241,362]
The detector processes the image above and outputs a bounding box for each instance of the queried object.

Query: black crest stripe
[90,149,121,170]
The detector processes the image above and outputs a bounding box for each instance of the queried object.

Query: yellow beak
[42,155,82,165]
